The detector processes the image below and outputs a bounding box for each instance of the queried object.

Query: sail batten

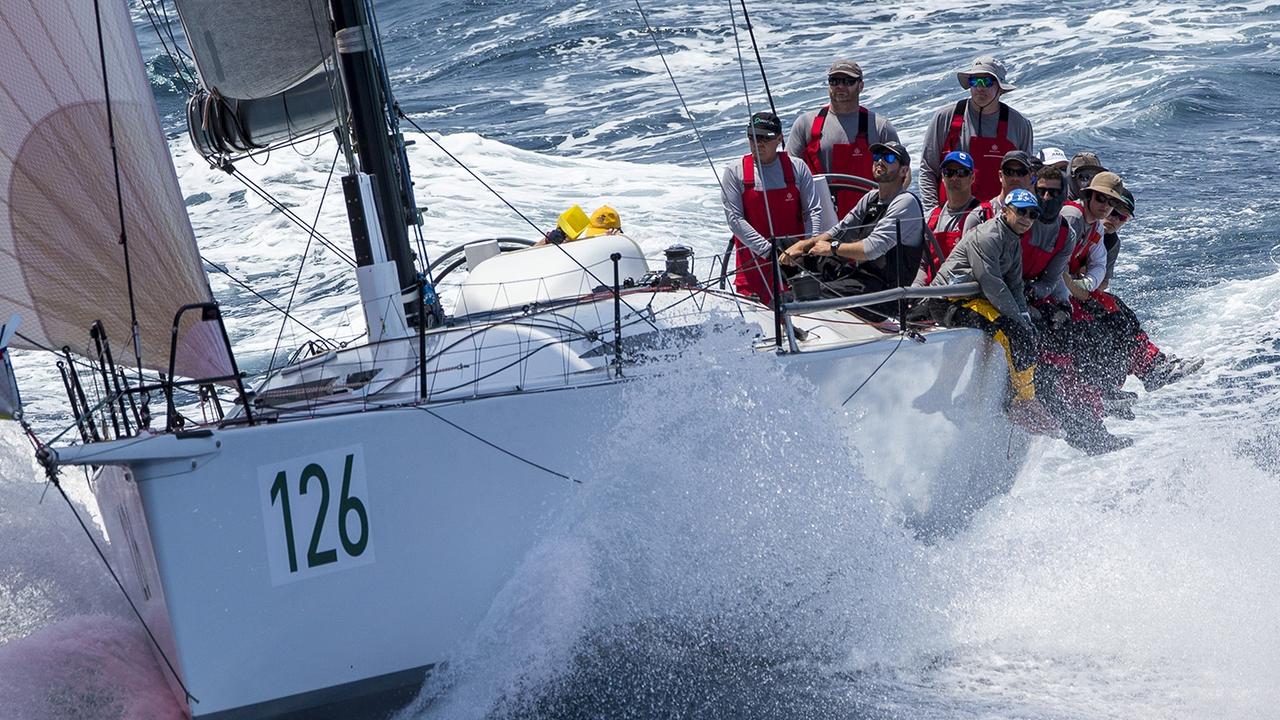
[0,0,230,379]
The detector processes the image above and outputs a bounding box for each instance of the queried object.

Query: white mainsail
[0,0,229,379]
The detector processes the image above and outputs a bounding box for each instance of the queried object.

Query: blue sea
[2,1,1279,718]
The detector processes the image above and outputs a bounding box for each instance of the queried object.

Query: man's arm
[842,193,922,262]
[969,226,1028,321]
[792,159,824,236]
[919,108,945,214]
[720,165,770,256]
[1031,233,1075,301]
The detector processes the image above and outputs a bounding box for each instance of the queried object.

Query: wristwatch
[829,240,843,258]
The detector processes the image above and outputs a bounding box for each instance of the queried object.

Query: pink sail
[0,0,231,379]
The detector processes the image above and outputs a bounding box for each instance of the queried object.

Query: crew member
[721,111,823,305]
[787,59,901,217]
[925,189,1055,433]
[915,150,991,285]
[920,56,1034,213]
[1066,151,1106,201]
[781,141,924,317]
[985,150,1036,214]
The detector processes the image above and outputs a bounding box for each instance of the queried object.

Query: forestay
[0,0,229,379]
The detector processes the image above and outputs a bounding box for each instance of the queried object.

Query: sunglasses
[967,76,996,88]
[1073,170,1099,183]
[872,152,900,164]
[748,132,778,141]
[1001,165,1030,177]
[828,75,862,86]
[1108,207,1131,222]
[942,167,972,178]
[1013,206,1042,220]
[1036,186,1063,197]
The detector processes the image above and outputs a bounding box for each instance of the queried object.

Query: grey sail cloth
[0,0,229,380]
[176,0,341,157]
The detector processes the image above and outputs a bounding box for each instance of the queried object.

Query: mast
[329,0,420,323]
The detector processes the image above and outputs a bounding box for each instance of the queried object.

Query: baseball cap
[869,141,911,166]
[1001,150,1033,169]
[1069,151,1107,175]
[1005,188,1040,209]
[748,111,782,139]
[828,59,862,79]
[942,150,974,169]
[1038,147,1069,169]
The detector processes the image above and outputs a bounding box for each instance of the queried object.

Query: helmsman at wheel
[781,140,925,318]
[787,59,901,218]
[721,111,823,306]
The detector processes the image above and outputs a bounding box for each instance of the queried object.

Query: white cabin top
[455,234,651,316]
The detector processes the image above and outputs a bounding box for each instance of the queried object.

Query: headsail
[175,0,341,157]
[0,0,230,379]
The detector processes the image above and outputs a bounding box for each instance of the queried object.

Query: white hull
[67,321,1016,718]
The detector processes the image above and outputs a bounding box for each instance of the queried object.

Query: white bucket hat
[957,56,1016,91]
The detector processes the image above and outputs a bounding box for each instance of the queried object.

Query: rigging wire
[414,407,577,483]
[200,257,334,348]
[219,162,358,267]
[92,0,146,390]
[395,111,661,333]
[633,0,724,195]
[736,0,781,124]
[21,426,199,706]
[267,146,343,376]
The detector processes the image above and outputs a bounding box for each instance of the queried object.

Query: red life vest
[1063,200,1104,276]
[734,152,805,305]
[804,105,872,217]
[1020,218,1069,282]
[922,198,992,284]
[939,100,1017,208]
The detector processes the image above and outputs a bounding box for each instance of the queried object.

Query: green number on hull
[269,470,298,573]
[300,463,338,568]
[338,454,369,557]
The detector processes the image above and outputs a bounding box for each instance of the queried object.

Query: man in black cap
[985,149,1036,213]
[787,59,900,218]
[721,111,822,305]
[781,140,924,315]
[920,56,1034,214]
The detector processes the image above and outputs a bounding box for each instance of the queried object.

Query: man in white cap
[787,59,900,219]
[721,111,823,306]
[920,56,1034,215]
[1038,147,1069,172]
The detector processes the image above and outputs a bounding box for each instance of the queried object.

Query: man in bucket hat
[920,56,1035,215]
[721,111,823,305]
[787,59,901,217]
[1066,151,1107,201]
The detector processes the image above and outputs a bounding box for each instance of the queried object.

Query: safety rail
[781,282,981,354]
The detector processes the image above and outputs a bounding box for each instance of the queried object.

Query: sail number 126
[258,446,376,585]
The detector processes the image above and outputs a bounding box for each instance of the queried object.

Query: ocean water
[2,0,1279,718]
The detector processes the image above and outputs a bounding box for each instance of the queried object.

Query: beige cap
[957,56,1016,91]
[827,59,862,78]
[1084,172,1127,203]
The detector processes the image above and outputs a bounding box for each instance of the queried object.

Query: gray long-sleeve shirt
[720,153,823,256]
[930,216,1029,323]
[785,106,900,175]
[919,99,1034,213]
[826,187,925,260]
[965,209,1076,302]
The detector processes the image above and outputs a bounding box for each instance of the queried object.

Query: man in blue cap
[916,150,993,285]
[927,188,1055,434]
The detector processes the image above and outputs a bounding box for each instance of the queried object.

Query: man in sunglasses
[920,56,1034,215]
[781,140,923,314]
[986,150,1036,214]
[1061,176,1202,395]
[925,188,1056,434]
[915,150,992,285]
[722,111,823,305]
[1066,151,1107,201]
[788,59,900,218]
